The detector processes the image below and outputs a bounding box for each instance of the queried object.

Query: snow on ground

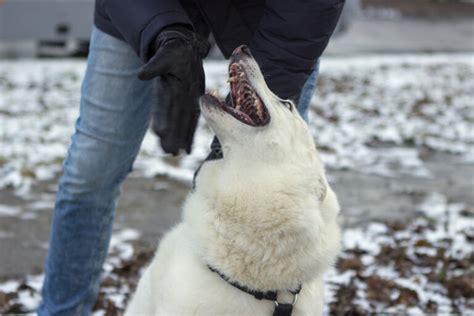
[313,55,474,174]
[1,192,472,315]
[0,54,473,314]
[0,227,142,315]
[324,192,474,315]
[1,54,473,197]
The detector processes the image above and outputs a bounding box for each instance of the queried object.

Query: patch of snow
[19,212,37,220]
[27,199,54,211]
[17,290,41,311]
[418,192,447,218]
[0,205,21,217]
[108,228,141,263]
[329,270,356,286]
[324,191,474,314]
[342,227,382,254]
[1,55,473,196]
[0,280,20,292]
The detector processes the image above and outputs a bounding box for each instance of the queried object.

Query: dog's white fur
[125,54,341,316]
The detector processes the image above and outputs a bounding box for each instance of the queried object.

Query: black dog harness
[208,266,302,316]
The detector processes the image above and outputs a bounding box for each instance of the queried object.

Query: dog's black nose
[233,45,253,58]
[240,45,252,56]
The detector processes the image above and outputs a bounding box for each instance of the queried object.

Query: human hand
[138,26,209,155]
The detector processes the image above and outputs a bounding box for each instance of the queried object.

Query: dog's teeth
[256,97,263,120]
[240,73,245,78]
[227,77,235,83]
[231,63,241,71]
[211,90,219,97]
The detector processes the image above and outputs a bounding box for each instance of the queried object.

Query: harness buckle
[272,291,299,316]
[274,292,298,307]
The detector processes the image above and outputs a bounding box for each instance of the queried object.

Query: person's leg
[38,27,152,316]
[298,59,321,122]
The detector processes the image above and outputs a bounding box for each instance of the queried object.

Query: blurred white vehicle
[0,0,359,57]
[0,0,94,57]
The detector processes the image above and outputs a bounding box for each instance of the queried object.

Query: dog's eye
[282,100,293,112]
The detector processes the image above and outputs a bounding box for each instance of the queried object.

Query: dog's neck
[184,185,331,291]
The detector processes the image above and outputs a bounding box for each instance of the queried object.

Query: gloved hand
[138,25,210,155]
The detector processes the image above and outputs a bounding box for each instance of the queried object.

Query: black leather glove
[138,25,210,155]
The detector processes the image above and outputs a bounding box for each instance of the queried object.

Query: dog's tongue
[225,97,256,125]
[203,92,257,126]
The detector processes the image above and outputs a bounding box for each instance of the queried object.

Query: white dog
[125,45,341,316]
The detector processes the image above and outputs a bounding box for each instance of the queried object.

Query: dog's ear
[315,176,327,202]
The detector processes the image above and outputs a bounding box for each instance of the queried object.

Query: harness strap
[208,265,278,300]
[208,265,301,316]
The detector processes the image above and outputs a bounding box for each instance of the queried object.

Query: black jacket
[94,0,344,99]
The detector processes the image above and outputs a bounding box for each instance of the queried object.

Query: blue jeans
[38,26,320,316]
[298,59,320,121]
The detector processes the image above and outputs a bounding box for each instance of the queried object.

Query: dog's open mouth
[226,62,270,127]
[203,53,270,127]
